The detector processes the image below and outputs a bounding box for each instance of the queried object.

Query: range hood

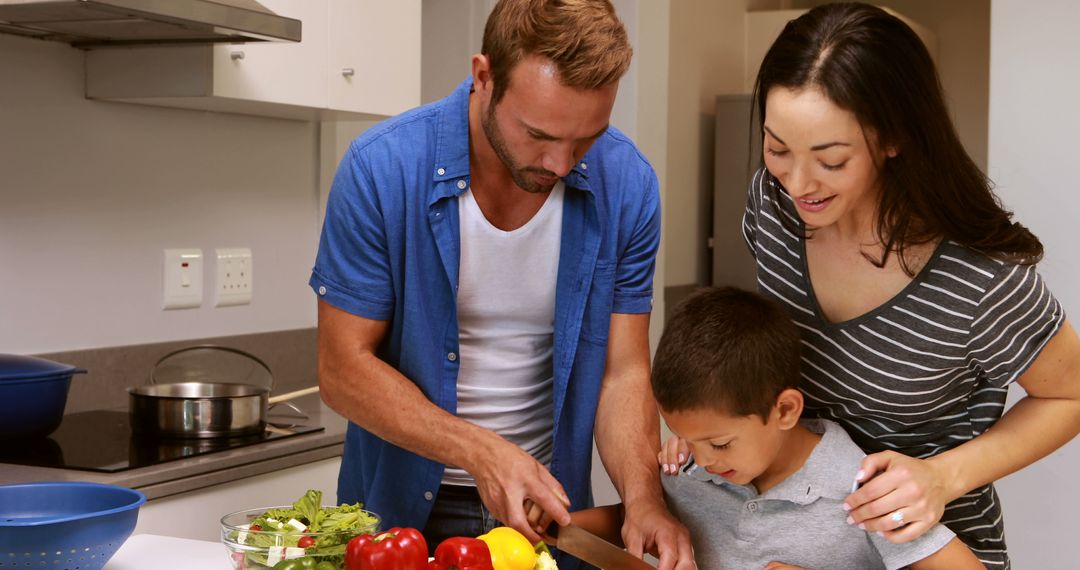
[0,0,301,48]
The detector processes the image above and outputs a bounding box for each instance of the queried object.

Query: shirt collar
[429,77,592,204]
[683,419,857,505]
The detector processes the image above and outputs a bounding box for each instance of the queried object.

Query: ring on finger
[890,510,905,527]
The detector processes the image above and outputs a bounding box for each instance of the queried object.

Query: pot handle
[268,386,320,404]
[267,386,319,425]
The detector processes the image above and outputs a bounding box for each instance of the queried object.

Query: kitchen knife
[556,524,655,569]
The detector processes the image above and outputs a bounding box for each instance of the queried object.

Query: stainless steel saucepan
[128,345,318,439]
[128,383,319,438]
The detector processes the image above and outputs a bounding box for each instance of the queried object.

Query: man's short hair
[482,0,632,103]
[652,287,802,420]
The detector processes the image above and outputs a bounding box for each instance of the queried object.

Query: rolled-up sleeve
[612,168,660,315]
[309,142,395,321]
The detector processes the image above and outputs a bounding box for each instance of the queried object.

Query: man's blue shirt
[310,78,660,531]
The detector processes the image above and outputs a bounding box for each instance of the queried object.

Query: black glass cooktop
[0,410,323,473]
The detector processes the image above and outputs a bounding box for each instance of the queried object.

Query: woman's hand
[658,435,690,475]
[844,450,959,543]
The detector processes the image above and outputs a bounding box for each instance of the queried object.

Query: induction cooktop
[0,409,323,472]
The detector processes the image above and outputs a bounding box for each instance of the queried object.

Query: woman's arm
[909,538,984,570]
[846,321,1080,540]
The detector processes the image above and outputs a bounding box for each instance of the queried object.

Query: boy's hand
[659,435,690,475]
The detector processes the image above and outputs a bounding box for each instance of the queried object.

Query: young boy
[646,287,983,570]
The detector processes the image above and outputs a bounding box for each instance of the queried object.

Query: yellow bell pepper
[477,527,538,570]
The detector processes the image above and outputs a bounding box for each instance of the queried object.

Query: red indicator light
[181,262,189,268]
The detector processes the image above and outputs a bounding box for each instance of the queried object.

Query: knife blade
[556,524,655,569]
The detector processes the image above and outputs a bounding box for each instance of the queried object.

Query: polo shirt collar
[429,77,592,204]
[766,419,855,504]
[684,418,856,505]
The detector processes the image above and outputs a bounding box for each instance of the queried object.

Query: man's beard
[481,101,558,194]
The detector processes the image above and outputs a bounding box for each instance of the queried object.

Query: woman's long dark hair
[752,2,1042,273]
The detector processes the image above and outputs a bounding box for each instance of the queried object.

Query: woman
[662,3,1080,568]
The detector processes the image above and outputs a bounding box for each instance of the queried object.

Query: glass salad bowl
[221,494,380,570]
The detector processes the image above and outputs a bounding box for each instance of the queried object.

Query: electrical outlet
[163,248,203,310]
[214,248,252,307]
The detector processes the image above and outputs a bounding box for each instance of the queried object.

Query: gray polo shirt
[662,419,955,570]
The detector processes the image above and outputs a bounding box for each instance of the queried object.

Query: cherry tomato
[297,536,316,549]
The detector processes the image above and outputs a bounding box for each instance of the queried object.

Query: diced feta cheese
[237,523,251,544]
[535,551,559,570]
[266,547,286,567]
[284,547,307,560]
[286,518,307,532]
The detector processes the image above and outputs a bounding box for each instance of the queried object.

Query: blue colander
[0,482,146,569]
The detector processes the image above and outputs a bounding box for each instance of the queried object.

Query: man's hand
[621,500,695,570]
[468,435,571,544]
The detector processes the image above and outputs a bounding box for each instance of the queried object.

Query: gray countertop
[0,393,348,500]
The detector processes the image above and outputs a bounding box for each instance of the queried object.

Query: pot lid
[150,345,273,391]
[0,354,85,381]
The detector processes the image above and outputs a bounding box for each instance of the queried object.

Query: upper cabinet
[85,0,421,121]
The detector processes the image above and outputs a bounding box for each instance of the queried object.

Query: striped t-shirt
[742,168,1065,570]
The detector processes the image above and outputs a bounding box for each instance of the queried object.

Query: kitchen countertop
[106,534,231,569]
[0,393,347,500]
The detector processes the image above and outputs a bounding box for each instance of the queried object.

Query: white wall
[663,0,748,288]
[0,35,322,354]
[989,2,1080,568]
[420,0,493,104]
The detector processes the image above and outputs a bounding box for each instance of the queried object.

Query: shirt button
[456,180,467,190]
[424,491,434,501]
[437,167,446,176]
[747,503,758,512]
[318,286,327,295]
[580,162,588,170]
[447,352,457,362]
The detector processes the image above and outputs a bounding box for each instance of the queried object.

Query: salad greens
[226,490,379,570]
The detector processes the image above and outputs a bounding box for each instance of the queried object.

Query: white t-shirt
[441,182,564,486]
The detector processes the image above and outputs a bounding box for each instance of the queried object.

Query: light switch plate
[163,248,203,310]
[214,247,253,307]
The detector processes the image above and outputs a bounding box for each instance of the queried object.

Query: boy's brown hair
[482,0,632,104]
[652,287,802,421]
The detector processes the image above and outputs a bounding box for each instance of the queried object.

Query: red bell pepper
[432,537,494,570]
[345,527,429,570]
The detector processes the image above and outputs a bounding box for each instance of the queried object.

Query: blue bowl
[0,354,87,439]
[0,482,147,569]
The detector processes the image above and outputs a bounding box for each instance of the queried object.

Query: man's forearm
[594,366,665,506]
[319,338,500,474]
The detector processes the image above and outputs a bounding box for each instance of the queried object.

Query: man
[310,1,692,568]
